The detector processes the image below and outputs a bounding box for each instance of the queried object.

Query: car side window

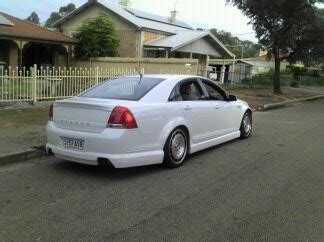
[202,81,226,101]
[168,87,182,101]
[179,80,204,101]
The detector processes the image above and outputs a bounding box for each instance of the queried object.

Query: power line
[234,32,255,36]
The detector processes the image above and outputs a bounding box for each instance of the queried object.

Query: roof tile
[0,12,77,44]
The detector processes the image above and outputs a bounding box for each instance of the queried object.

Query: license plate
[62,138,84,150]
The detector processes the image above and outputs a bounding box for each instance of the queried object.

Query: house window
[144,49,166,58]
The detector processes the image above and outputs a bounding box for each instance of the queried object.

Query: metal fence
[0,65,144,103]
[0,65,196,103]
[2,65,323,103]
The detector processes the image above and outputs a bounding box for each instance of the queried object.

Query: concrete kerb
[0,147,46,167]
[260,95,324,111]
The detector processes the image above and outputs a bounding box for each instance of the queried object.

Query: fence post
[95,66,99,85]
[32,64,37,104]
[220,66,226,84]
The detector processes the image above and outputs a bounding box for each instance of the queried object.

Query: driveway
[0,100,323,241]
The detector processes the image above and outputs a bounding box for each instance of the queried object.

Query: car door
[200,79,238,136]
[173,79,215,143]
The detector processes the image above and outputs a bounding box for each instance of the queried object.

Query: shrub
[250,73,272,86]
[290,80,300,88]
[73,14,119,58]
[308,69,321,77]
[318,77,324,86]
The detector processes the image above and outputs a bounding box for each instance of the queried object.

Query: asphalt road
[1,100,323,241]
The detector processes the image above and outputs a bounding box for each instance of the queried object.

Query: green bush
[270,67,293,76]
[290,80,300,88]
[73,14,119,58]
[290,66,308,77]
[308,69,321,77]
[241,78,252,85]
[240,67,323,87]
[250,73,272,86]
[318,77,324,86]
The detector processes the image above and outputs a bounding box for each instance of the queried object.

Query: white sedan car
[46,75,252,168]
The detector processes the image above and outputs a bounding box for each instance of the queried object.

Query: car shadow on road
[51,159,168,181]
[50,138,245,181]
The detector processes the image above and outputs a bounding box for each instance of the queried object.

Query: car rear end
[46,76,166,168]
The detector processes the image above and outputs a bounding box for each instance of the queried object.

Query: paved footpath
[0,100,323,241]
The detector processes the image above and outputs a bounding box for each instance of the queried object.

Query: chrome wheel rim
[243,115,252,135]
[169,130,187,163]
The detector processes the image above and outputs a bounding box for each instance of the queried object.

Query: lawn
[225,84,324,110]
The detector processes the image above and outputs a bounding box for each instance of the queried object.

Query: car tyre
[163,127,188,168]
[240,111,252,139]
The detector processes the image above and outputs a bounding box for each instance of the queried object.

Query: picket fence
[0,65,148,103]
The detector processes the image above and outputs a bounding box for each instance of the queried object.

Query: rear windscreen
[80,77,165,101]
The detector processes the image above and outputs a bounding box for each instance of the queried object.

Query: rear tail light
[49,103,53,121]
[108,106,138,129]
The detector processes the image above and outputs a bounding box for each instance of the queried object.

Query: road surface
[1,100,323,241]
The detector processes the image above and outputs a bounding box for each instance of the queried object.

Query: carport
[144,30,235,77]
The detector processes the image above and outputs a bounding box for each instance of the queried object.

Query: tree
[25,12,40,25]
[59,3,76,16]
[303,8,324,65]
[73,14,119,58]
[45,3,76,27]
[45,12,61,27]
[210,28,261,58]
[227,0,324,94]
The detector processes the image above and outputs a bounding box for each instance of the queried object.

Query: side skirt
[189,131,241,154]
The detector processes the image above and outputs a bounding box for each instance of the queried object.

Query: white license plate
[62,138,84,150]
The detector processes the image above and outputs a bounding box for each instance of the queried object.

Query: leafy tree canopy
[45,3,76,27]
[59,4,76,16]
[25,12,40,25]
[44,12,61,28]
[227,0,324,94]
[211,28,262,58]
[73,14,119,58]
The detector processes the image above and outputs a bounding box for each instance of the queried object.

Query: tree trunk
[273,57,282,94]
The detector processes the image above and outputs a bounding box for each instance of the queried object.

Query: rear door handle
[214,106,221,110]
[184,106,192,111]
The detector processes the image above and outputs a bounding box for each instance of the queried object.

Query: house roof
[0,12,77,44]
[0,14,14,26]
[145,30,235,58]
[209,59,234,65]
[145,31,208,49]
[125,8,192,29]
[52,1,234,58]
[210,58,275,67]
[239,60,275,68]
[53,0,194,34]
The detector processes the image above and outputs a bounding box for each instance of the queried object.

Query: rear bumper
[46,122,164,168]
[46,144,164,168]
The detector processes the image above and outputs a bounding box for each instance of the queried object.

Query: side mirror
[228,94,237,102]
[200,95,208,100]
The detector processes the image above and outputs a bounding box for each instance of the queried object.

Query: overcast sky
[1,0,323,43]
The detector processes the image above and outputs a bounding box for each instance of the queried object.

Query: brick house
[0,12,77,69]
[53,0,234,73]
